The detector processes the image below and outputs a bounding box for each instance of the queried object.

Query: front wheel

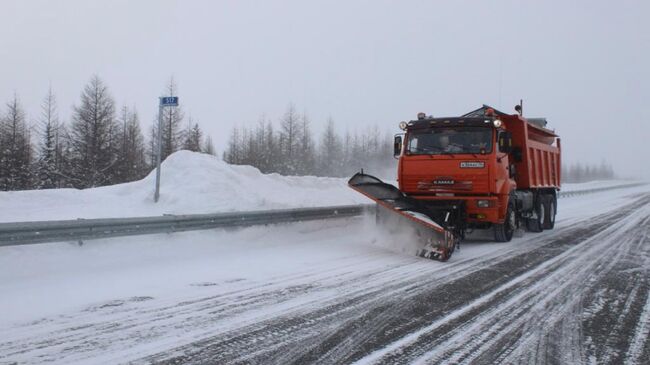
[494,202,516,242]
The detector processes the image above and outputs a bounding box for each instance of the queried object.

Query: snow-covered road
[1,185,649,364]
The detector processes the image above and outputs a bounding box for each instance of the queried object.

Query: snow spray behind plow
[348,172,459,261]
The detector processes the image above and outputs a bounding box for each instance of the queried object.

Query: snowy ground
[1,184,649,364]
[0,151,367,223]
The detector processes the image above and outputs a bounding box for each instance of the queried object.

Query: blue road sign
[160,96,179,106]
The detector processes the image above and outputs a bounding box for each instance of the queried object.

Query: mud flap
[348,173,458,261]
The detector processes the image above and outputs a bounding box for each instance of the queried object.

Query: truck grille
[404,174,489,194]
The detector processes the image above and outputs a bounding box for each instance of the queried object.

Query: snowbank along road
[1,185,649,364]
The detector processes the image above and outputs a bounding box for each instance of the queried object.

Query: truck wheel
[542,195,556,230]
[526,197,545,233]
[494,202,515,242]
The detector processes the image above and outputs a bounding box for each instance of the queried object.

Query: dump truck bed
[503,114,562,189]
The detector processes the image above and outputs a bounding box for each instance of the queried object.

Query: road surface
[1,186,649,364]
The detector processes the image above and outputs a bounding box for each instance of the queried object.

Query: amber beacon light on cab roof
[349,103,561,261]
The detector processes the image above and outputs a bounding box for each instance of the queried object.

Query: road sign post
[154,96,179,203]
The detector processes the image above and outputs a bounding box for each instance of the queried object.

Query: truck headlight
[477,200,490,208]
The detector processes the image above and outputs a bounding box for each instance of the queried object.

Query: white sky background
[1,0,648,178]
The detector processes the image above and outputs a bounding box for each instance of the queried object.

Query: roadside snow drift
[0,151,367,222]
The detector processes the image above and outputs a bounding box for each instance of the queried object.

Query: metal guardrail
[0,205,374,247]
[0,182,646,248]
[557,182,647,198]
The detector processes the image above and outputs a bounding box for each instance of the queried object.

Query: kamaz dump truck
[349,104,561,261]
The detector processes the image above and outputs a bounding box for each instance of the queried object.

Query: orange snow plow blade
[348,172,460,261]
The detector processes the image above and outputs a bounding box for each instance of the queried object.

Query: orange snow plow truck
[349,104,561,261]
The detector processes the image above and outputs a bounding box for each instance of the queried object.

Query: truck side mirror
[498,131,513,154]
[512,147,523,163]
[394,135,403,158]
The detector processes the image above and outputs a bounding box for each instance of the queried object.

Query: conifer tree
[68,75,118,188]
[34,87,65,188]
[0,94,32,190]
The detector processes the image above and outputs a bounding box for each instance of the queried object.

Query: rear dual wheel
[526,197,545,233]
[526,194,557,232]
[495,193,557,239]
[542,195,557,230]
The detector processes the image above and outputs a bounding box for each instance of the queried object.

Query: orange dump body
[504,114,561,189]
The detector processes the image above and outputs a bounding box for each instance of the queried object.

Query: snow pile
[0,151,367,222]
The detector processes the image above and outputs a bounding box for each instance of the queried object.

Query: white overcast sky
[1,0,648,178]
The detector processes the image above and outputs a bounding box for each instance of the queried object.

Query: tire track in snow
[354,195,650,365]
[440,206,648,364]
[0,250,423,364]
[147,225,612,364]
[581,216,650,365]
[150,195,650,365]
[333,195,650,365]
[1,193,648,365]
[0,222,547,363]
[1,231,530,365]
[625,284,650,364]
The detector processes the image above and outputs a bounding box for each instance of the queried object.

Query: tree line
[0,76,215,191]
[561,161,615,183]
[224,108,622,183]
[2,75,618,192]
[223,104,395,178]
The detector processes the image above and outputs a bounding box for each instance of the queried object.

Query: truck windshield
[407,127,493,155]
